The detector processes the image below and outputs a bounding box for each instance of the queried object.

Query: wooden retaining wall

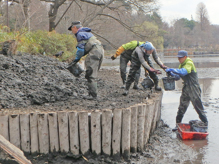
[0,93,162,159]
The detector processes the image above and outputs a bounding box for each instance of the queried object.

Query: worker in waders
[122,42,167,96]
[67,21,104,100]
[111,40,145,89]
[165,50,208,131]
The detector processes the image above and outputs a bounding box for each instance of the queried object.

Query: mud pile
[0,53,82,108]
[0,53,149,113]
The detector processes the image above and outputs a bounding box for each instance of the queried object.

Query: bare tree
[196,2,210,31]
[41,0,159,34]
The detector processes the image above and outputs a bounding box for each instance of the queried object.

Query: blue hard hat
[140,42,154,51]
[177,50,188,58]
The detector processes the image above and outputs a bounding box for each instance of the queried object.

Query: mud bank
[0,53,152,114]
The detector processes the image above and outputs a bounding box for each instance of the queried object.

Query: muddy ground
[0,53,202,163]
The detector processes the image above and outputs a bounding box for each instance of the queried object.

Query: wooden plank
[122,108,131,160]
[147,103,155,139]
[91,110,101,155]
[48,112,59,153]
[58,112,69,153]
[9,114,20,149]
[0,134,32,164]
[137,104,145,152]
[78,111,90,155]
[151,100,159,134]
[38,113,49,154]
[20,114,30,154]
[69,111,79,155]
[130,105,138,153]
[0,115,9,140]
[112,108,122,158]
[102,109,112,156]
[30,113,39,154]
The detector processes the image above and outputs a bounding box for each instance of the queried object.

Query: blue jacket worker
[67,21,104,100]
[165,50,208,131]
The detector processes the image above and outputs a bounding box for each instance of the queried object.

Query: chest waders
[120,49,141,89]
[176,71,208,125]
[84,36,104,98]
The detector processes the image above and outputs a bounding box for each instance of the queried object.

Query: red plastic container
[177,123,209,140]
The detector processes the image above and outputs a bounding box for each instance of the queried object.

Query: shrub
[0,26,77,62]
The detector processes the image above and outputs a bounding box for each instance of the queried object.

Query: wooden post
[155,99,161,125]
[102,109,112,156]
[78,111,90,155]
[148,102,155,135]
[143,104,148,147]
[38,113,49,154]
[9,114,20,148]
[122,108,131,160]
[30,113,39,154]
[20,114,30,154]
[130,105,138,153]
[48,112,59,153]
[0,115,9,140]
[137,104,145,152]
[151,100,159,134]
[112,108,122,158]
[69,111,79,155]
[157,93,163,122]
[143,103,154,147]
[91,110,101,155]
[58,112,69,153]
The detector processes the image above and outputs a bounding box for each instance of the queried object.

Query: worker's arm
[73,47,85,63]
[151,49,167,69]
[136,47,161,74]
[111,41,140,60]
[165,68,188,76]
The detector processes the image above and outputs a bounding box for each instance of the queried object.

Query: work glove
[165,68,173,73]
[149,67,162,74]
[161,64,168,70]
[111,55,116,60]
[67,60,77,68]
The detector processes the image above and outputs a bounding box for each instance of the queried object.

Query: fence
[0,92,162,159]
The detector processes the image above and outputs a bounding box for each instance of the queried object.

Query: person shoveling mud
[67,21,104,100]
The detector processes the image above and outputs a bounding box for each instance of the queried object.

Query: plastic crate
[177,123,208,140]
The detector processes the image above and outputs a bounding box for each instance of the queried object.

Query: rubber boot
[120,77,126,89]
[154,79,162,91]
[83,81,97,100]
[121,80,126,89]
[133,79,139,89]
[133,71,140,90]
[122,90,129,96]
[172,126,178,132]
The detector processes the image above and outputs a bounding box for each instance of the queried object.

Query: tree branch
[54,0,76,29]
[92,31,118,49]
[98,13,147,39]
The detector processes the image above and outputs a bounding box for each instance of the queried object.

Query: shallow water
[161,78,219,163]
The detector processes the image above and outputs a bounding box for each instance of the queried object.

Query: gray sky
[159,0,219,25]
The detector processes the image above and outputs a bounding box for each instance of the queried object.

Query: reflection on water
[162,78,219,163]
